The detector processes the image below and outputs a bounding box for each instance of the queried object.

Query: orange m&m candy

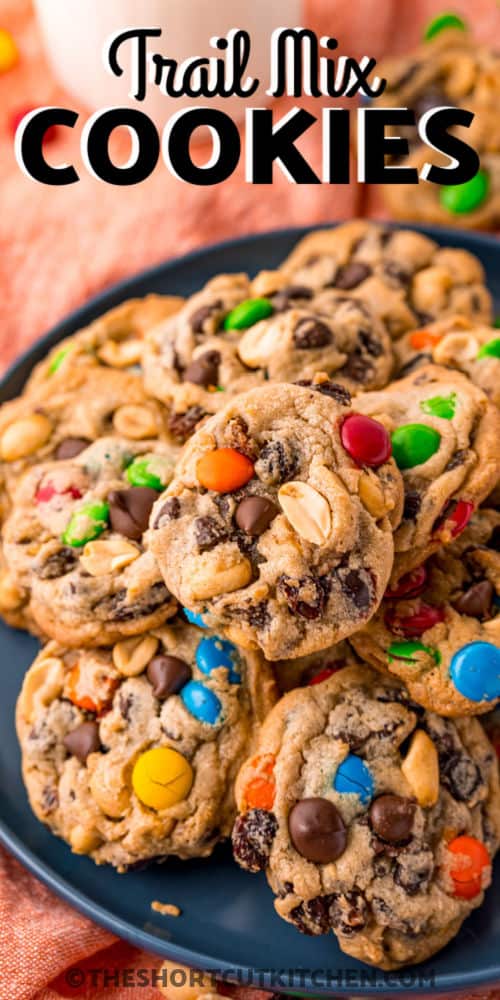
[67,663,118,715]
[447,835,491,899]
[409,329,443,350]
[243,754,276,810]
[197,448,254,493]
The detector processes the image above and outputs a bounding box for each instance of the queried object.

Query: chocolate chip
[147,655,191,699]
[153,497,180,528]
[314,381,351,405]
[255,440,298,486]
[183,350,220,387]
[55,437,91,460]
[230,601,270,631]
[440,752,483,803]
[340,354,373,384]
[293,318,332,350]
[394,848,434,895]
[403,491,421,521]
[272,285,313,312]
[168,405,206,442]
[278,574,328,620]
[189,300,223,334]
[338,568,372,611]
[359,330,383,358]
[235,496,278,535]
[108,487,157,540]
[232,808,278,872]
[63,721,101,763]
[194,516,228,552]
[35,547,78,579]
[333,262,372,290]
[288,797,347,862]
[453,580,493,620]
[369,795,416,844]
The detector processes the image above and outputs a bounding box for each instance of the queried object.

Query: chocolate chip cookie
[3,436,179,645]
[25,295,184,395]
[351,509,500,716]
[232,664,500,970]
[396,317,500,407]
[16,620,277,870]
[355,365,500,583]
[279,221,492,338]
[150,382,404,660]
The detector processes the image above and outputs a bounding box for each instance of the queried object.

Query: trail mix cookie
[279,221,492,338]
[16,621,277,870]
[355,365,500,583]
[3,436,178,645]
[150,382,404,660]
[381,104,500,231]
[351,509,500,716]
[25,295,184,395]
[396,316,500,407]
[232,665,500,970]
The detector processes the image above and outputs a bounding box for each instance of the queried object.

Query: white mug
[33,0,303,125]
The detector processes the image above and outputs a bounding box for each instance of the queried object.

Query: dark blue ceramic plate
[0,225,499,998]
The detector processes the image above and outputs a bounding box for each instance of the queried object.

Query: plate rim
[1,220,500,995]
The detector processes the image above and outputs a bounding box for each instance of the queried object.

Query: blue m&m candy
[180,680,222,725]
[333,754,374,805]
[450,642,500,703]
[195,636,241,684]
[183,607,208,628]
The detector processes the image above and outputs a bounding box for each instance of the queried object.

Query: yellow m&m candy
[132,747,193,810]
[0,29,19,73]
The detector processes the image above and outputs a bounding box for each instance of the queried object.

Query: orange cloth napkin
[1,2,500,998]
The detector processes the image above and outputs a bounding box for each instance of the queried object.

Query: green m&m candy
[62,500,110,547]
[49,345,72,375]
[424,12,467,40]
[223,297,273,331]
[391,424,441,470]
[388,640,441,665]
[477,338,500,360]
[420,392,456,420]
[440,170,489,216]
[125,453,174,491]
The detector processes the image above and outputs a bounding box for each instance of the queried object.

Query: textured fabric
[0,1,500,998]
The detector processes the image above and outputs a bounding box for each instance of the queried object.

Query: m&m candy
[391,424,441,470]
[197,448,254,492]
[243,754,276,810]
[223,297,273,330]
[181,680,222,725]
[388,640,441,665]
[424,12,467,40]
[333,754,374,805]
[477,339,500,360]
[0,29,18,73]
[433,499,474,540]
[449,641,500,702]
[385,603,446,638]
[340,414,392,468]
[385,565,427,600]
[447,835,490,899]
[132,747,193,809]
[420,393,456,420]
[440,171,489,216]
[196,636,241,684]
[183,607,208,628]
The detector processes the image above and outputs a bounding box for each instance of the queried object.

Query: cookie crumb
[151,901,182,917]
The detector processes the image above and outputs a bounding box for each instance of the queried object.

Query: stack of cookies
[5,220,500,970]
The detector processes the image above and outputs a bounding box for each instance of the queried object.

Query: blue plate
[1,224,499,998]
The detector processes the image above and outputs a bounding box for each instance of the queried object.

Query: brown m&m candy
[63,721,101,763]
[108,487,158,540]
[369,794,416,844]
[235,496,278,535]
[147,655,192,699]
[55,437,91,460]
[183,350,221,387]
[288,797,347,863]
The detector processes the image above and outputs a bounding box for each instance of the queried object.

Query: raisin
[35,547,78,579]
[224,416,258,460]
[168,406,206,442]
[294,379,351,405]
[328,890,367,936]
[255,440,298,486]
[153,497,180,528]
[293,317,332,349]
[394,849,434,895]
[232,809,277,872]
[194,516,228,553]
[403,491,421,521]
[440,752,483,804]
[338,568,373,612]
[278,574,328,620]
[290,895,332,936]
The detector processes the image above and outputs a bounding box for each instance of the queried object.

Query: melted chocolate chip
[55,437,91,460]
[369,795,416,844]
[293,318,332,350]
[108,487,157,540]
[189,300,223,334]
[147,655,191,699]
[338,569,372,611]
[168,405,206,442]
[288,797,347,863]
[235,496,278,535]
[194,516,228,552]
[278,574,328,620]
[453,580,493,620]
[334,262,372,290]
[63,721,101,763]
[232,808,278,872]
[153,497,181,528]
[183,350,221,387]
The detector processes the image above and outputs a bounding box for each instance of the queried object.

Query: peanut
[401,730,439,807]
[80,538,140,576]
[433,332,479,366]
[1,413,52,461]
[19,655,65,725]
[70,824,102,854]
[183,549,252,602]
[113,405,158,439]
[278,480,331,545]
[0,570,26,611]
[112,634,159,677]
[358,471,389,519]
[97,338,143,368]
[89,756,130,818]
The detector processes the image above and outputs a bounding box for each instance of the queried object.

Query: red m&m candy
[35,481,82,504]
[385,602,445,638]
[385,565,427,600]
[308,663,344,685]
[447,835,490,899]
[433,499,474,541]
[340,414,392,468]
